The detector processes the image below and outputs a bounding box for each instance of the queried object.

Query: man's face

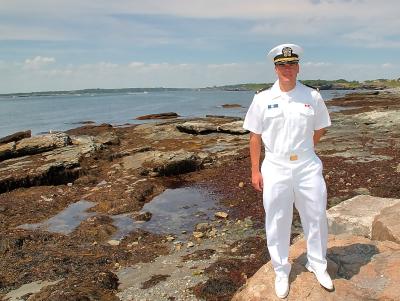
[274,62,299,83]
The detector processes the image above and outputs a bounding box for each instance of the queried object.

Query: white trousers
[261,151,328,277]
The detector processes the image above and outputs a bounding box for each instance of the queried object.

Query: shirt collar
[270,80,281,99]
[270,80,298,99]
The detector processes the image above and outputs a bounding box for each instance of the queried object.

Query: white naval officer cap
[267,43,303,65]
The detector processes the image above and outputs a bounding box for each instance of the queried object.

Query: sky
[0,0,399,93]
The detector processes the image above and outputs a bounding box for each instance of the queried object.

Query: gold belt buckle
[290,154,298,161]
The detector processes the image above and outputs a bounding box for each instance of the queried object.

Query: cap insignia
[282,47,293,57]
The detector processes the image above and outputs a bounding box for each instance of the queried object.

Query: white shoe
[275,275,289,299]
[305,262,334,291]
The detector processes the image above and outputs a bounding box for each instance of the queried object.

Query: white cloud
[382,63,394,68]
[23,56,56,70]
[97,62,119,69]
[1,0,400,52]
[129,62,146,68]
[207,63,239,69]
[302,62,333,67]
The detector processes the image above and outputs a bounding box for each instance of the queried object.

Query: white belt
[264,149,315,162]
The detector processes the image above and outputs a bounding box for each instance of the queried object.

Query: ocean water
[0,89,353,138]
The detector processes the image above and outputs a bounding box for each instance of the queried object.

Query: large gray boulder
[372,202,400,244]
[327,195,400,238]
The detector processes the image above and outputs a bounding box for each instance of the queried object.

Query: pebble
[354,187,370,195]
[215,211,229,219]
[208,229,218,237]
[187,242,195,248]
[238,182,244,188]
[192,232,204,239]
[166,236,175,242]
[40,196,53,202]
[192,270,204,276]
[97,180,108,186]
[107,240,120,246]
[195,222,209,232]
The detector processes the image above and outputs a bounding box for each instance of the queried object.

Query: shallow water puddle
[17,200,96,234]
[112,187,219,240]
[328,105,360,112]
[203,142,235,153]
[16,188,220,239]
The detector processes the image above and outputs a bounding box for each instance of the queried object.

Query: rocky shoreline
[0,89,399,300]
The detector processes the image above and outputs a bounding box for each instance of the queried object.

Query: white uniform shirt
[243,80,331,155]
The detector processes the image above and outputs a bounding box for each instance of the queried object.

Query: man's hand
[313,128,326,145]
[251,170,263,192]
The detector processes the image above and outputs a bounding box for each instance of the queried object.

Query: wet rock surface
[0,90,399,300]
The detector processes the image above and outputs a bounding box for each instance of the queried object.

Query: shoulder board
[302,83,320,91]
[255,86,270,94]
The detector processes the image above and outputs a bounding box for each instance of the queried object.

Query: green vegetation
[214,78,400,91]
[0,87,190,97]
[363,79,400,88]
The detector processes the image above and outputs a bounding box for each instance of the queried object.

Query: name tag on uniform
[268,104,279,109]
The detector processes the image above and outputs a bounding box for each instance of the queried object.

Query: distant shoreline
[1,79,399,98]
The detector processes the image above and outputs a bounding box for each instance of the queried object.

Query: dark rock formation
[0,130,31,144]
[135,112,180,120]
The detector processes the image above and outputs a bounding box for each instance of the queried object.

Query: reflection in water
[16,187,220,240]
[111,187,219,240]
[17,200,96,234]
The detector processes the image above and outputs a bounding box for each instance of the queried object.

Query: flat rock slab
[122,150,202,176]
[0,132,72,161]
[217,120,248,135]
[372,202,400,244]
[135,112,180,120]
[232,235,400,301]
[0,139,101,193]
[176,120,248,135]
[0,130,31,144]
[176,121,218,134]
[327,195,400,238]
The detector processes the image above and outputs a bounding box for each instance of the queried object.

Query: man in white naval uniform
[243,43,334,298]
